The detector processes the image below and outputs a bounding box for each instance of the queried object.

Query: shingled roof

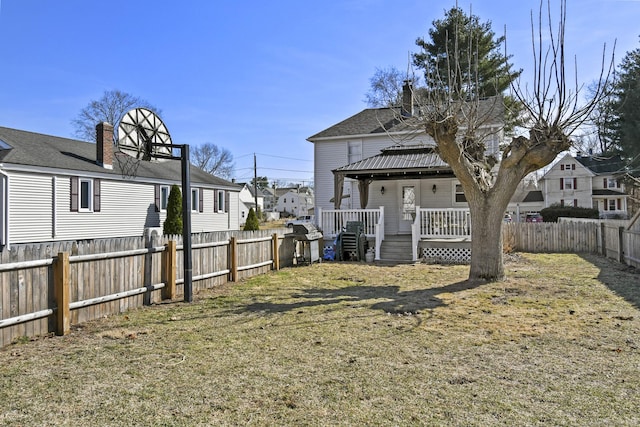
[575,154,627,175]
[308,96,504,141]
[0,126,239,189]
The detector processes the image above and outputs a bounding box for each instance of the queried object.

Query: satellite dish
[117,108,172,160]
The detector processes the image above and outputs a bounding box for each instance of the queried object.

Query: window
[605,178,618,189]
[80,179,92,211]
[347,140,362,164]
[216,190,225,213]
[560,163,575,171]
[191,189,199,212]
[402,186,416,220]
[160,186,170,211]
[563,178,573,190]
[560,177,577,190]
[454,184,466,203]
[71,177,100,212]
[608,199,617,211]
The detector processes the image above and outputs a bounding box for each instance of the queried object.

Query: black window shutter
[214,190,218,212]
[199,188,204,213]
[225,191,229,213]
[70,177,78,212]
[572,164,575,170]
[154,185,160,212]
[573,178,577,190]
[94,179,101,212]
[560,178,564,190]
[561,164,565,171]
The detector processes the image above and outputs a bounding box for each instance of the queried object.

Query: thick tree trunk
[468,198,508,281]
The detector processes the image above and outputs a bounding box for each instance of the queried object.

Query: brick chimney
[401,80,413,117]
[96,122,114,169]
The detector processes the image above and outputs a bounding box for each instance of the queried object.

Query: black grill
[291,223,323,241]
[290,223,323,264]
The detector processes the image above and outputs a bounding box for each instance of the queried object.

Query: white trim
[0,163,240,192]
[78,178,93,212]
[160,185,170,211]
[52,176,57,239]
[0,169,9,249]
[191,188,199,213]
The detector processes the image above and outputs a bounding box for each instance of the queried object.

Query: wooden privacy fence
[503,221,640,269]
[0,230,298,348]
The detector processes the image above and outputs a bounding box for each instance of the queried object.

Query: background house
[0,124,241,249]
[237,182,264,225]
[541,153,629,218]
[274,186,314,217]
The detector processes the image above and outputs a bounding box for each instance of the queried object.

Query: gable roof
[307,96,504,141]
[575,154,627,175]
[0,126,240,189]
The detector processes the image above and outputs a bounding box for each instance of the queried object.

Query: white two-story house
[541,152,628,218]
[275,187,314,217]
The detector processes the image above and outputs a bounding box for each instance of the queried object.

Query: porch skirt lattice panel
[421,247,471,264]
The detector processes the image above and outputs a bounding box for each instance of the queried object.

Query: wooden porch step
[379,235,414,262]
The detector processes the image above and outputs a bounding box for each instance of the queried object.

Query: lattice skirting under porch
[420,247,471,264]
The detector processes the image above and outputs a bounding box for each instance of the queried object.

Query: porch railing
[317,207,385,260]
[411,207,471,260]
[415,208,471,238]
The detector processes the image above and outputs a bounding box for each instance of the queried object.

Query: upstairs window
[347,140,362,164]
[560,178,577,190]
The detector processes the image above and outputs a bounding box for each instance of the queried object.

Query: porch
[317,207,471,262]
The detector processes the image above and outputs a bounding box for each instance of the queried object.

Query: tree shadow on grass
[580,254,640,311]
[239,279,484,316]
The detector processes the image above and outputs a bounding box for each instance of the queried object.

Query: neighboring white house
[259,186,277,212]
[0,124,242,249]
[237,182,264,224]
[307,85,504,235]
[275,187,314,217]
[540,152,629,218]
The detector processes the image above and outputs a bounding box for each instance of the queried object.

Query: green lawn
[1,253,638,426]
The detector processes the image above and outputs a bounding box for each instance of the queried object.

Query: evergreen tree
[243,208,260,231]
[163,185,183,235]
[413,7,521,98]
[611,40,640,162]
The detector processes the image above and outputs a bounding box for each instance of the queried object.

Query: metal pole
[253,153,258,214]
[181,144,193,302]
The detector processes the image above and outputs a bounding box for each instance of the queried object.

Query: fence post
[162,240,177,300]
[53,252,70,336]
[601,222,606,256]
[618,227,625,264]
[272,233,280,271]
[230,236,238,282]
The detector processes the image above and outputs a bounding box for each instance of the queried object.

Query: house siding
[6,171,241,245]
[55,179,158,241]
[8,172,53,242]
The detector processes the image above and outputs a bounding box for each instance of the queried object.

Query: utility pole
[253,153,258,215]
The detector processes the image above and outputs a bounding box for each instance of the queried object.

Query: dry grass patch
[1,253,638,426]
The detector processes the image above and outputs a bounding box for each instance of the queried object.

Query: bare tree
[192,143,234,180]
[365,66,419,107]
[71,90,160,143]
[410,0,613,281]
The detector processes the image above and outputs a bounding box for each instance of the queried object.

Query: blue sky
[1,0,638,185]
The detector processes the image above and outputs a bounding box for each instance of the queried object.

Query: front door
[398,181,419,234]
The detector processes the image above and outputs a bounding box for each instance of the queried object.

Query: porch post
[333,172,345,210]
